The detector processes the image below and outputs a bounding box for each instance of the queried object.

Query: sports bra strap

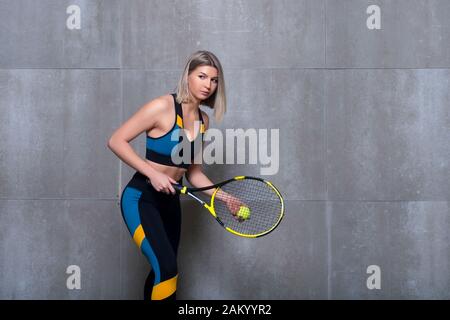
[171,93,183,118]
[171,93,205,130]
[198,107,204,123]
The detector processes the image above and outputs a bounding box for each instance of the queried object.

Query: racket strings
[212,179,283,236]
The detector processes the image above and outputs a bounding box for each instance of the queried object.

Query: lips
[200,91,209,95]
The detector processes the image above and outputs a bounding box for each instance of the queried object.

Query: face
[188,65,219,101]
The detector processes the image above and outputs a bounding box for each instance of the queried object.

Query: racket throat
[187,191,206,206]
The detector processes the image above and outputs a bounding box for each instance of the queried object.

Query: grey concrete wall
[0,0,449,299]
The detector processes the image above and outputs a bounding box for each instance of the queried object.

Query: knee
[159,257,178,279]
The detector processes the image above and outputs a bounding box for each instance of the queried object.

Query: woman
[107,50,227,300]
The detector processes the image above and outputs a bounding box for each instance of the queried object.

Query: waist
[132,170,183,185]
[128,171,182,199]
[144,158,187,180]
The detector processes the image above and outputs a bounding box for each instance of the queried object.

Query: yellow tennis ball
[237,206,251,220]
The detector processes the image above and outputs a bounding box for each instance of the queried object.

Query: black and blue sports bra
[145,93,205,169]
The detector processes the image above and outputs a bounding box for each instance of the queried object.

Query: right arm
[107,97,177,194]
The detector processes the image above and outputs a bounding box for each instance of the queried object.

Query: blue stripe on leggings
[121,187,143,233]
[121,186,161,284]
[140,239,161,285]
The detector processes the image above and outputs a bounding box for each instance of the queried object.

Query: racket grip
[145,178,183,194]
[172,183,184,193]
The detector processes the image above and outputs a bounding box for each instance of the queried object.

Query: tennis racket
[147,176,284,238]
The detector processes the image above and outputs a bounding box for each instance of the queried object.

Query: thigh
[120,185,176,273]
[138,198,178,269]
[157,197,182,255]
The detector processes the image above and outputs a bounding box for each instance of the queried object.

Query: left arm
[187,164,242,217]
[185,111,241,213]
[185,110,216,197]
[185,164,216,197]
[186,162,240,208]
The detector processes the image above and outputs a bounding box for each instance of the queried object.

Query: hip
[123,171,182,205]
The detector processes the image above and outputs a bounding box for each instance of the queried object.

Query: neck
[182,96,201,115]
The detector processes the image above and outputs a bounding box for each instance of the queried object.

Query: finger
[168,177,178,184]
[163,183,174,194]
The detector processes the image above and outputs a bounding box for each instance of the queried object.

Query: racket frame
[176,176,285,238]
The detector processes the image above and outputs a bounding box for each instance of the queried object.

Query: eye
[212,79,218,84]
[199,75,205,79]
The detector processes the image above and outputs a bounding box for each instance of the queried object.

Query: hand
[223,194,247,222]
[146,171,178,195]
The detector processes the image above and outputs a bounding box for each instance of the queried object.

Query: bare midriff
[144,159,187,182]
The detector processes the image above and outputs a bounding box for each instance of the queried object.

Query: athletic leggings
[120,171,182,300]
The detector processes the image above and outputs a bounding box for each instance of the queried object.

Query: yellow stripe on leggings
[151,275,178,300]
[133,224,145,248]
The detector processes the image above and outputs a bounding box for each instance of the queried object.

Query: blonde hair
[175,50,226,123]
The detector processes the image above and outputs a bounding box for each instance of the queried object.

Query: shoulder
[200,110,210,129]
[139,94,173,117]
